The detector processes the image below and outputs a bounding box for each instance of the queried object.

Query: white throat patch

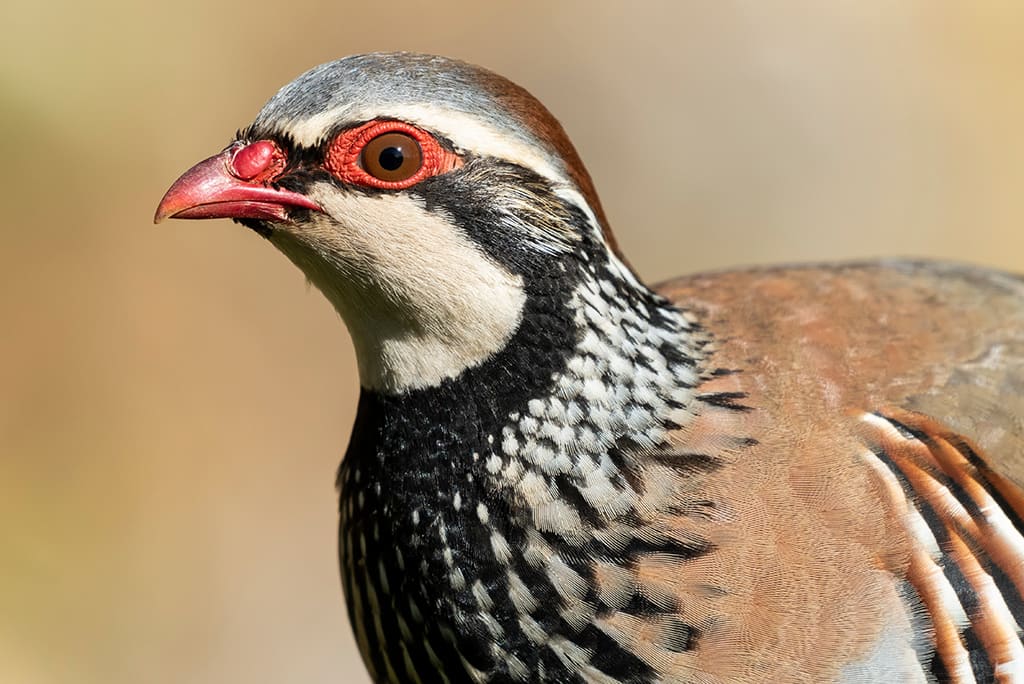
[271,188,527,392]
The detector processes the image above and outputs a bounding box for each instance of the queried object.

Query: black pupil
[378,146,404,171]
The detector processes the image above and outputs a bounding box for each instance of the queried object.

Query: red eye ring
[324,120,462,190]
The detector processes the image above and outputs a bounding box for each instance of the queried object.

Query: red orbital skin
[325,120,463,190]
[229,140,287,182]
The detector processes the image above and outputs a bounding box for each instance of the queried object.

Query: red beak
[154,141,321,224]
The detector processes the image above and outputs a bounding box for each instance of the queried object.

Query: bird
[155,52,1024,683]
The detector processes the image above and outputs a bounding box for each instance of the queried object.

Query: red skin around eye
[324,120,462,190]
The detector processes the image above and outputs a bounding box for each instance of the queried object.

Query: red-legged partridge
[156,53,1024,683]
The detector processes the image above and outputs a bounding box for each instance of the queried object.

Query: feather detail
[859,409,1024,682]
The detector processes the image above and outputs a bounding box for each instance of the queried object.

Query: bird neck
[337,245,712,682]
[341,247,705,490]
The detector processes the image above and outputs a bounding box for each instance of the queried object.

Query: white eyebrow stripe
[283,102,570,188]
[280,102,618,256]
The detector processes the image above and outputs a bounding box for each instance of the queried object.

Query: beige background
[3,2,1023,682]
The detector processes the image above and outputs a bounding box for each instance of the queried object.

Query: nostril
[230,140,284,181]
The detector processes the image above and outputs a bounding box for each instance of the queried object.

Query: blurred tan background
[3,2,1023,682]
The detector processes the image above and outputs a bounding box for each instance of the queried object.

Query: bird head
[156,53,634,393]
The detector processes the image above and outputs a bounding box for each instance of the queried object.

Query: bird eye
[325,120,462,190]
[360,132,423,182]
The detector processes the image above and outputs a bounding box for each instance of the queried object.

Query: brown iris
[360,132,423,182]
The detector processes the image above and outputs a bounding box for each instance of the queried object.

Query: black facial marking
[414,159,586,276]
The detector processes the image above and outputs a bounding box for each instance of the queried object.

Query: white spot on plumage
[631,384,658,406]
[545,397,565,419]
[588,405,612,433]
[582,378,608,403]
[472,579,494,611]
[534,499,584,537]
[904,502,942,561]
[517,614,547,644]
[522,530,552,568]
[548,637,599,678]
[490,531,512,564]
[577,427,600,452]
[543,451,574,476]
[519,416,539,436]
[517,471,552,507]
[449,566,466,591]
[479,611,504,639]
[553,425,576,449]
[564,401,584,425]
[581,466,624,512]
[981,500,1024,566]
[607,353,633,379]
[538,420,562,442]
[559,599,597,632]
[527,399,545,417]
[501,435,519,456]
[505,654,529,681]
[507,571,538,614]
[593,562,636,609]
[996,661,1024,681]
[530,444,557,470]
[668,387,693,405]
[501,458,524,484]
[457,654,489,684]
[579,282,607,311]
